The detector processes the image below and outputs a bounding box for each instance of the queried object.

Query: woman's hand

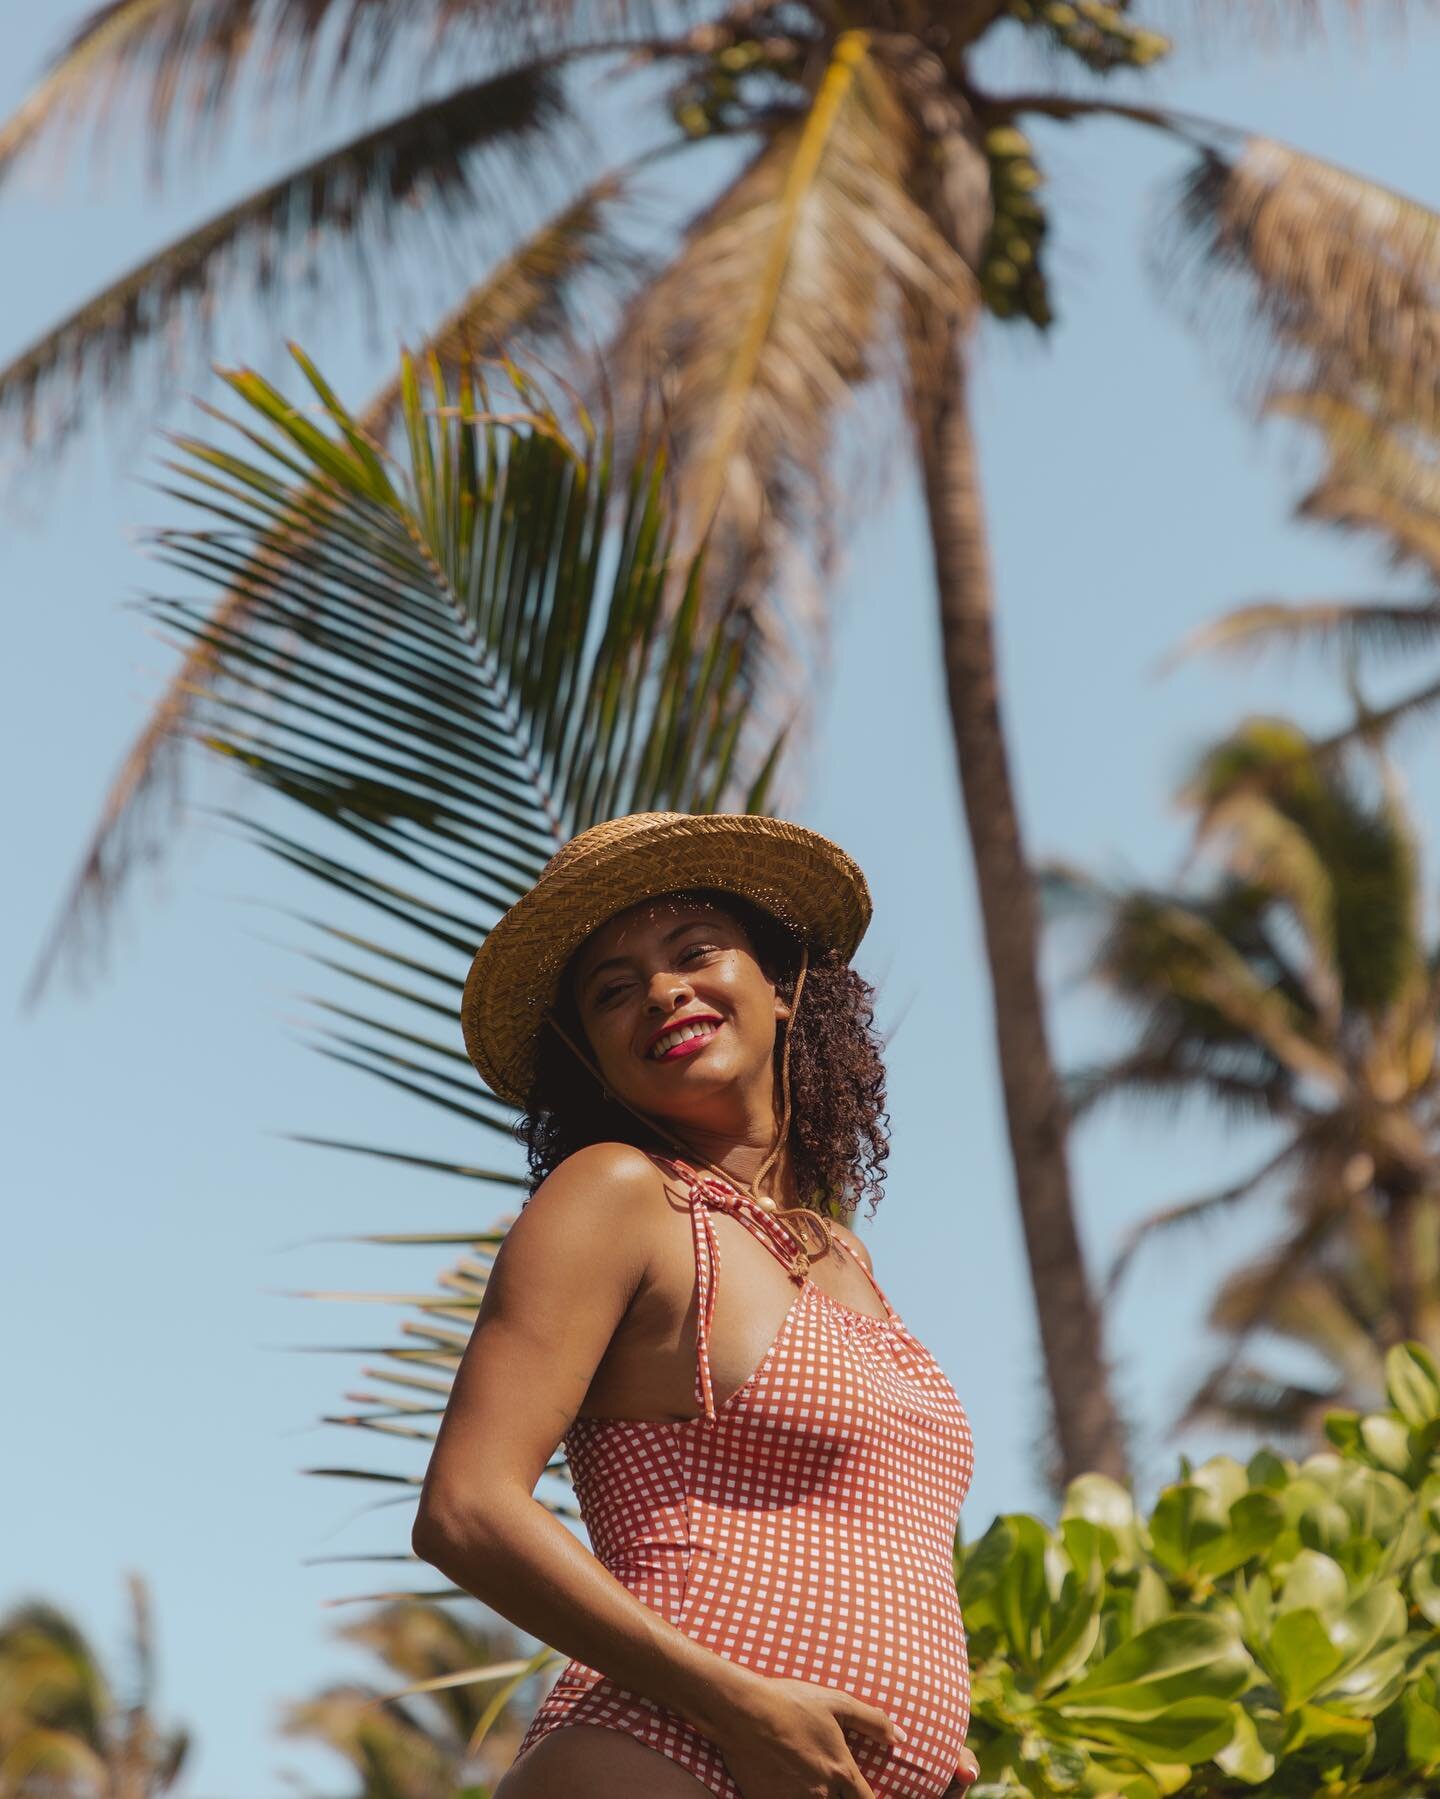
[708,1673,903,1798]
[943,1745,982,1792]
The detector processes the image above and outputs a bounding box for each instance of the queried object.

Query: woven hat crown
[537,811,689,883]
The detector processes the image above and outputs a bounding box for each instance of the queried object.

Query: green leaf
[1279,1702,1374,1763]
[1061,1615,1251,1715]
[1412,1551,1440,1626]
[1131,1565,1172,1634]
[1278,1549,1348,1618]
[1068,1695,1238,1763]
[1246,1448,1291,1490]
[957,1517,1017,1610]
[1327,1583,1408,1680]
[1403,1683,1440,1772]
[995,1515,1051,1668]
[1035,1547,1104,1694]
[1265,1608,1344,1705]
[1214,1704,1276,1783]
[1360,1415,1413,1476]
[1387,1344,1440,1430]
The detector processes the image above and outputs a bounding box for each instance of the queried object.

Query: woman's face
[567,895,788,1126]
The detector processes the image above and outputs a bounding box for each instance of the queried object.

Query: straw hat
[460,812,872,1106]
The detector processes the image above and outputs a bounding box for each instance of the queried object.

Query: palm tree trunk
[915,325,1130,1486]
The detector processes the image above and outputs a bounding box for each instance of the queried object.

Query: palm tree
[1172,384,1440,743]
[280,1599,540,1797]
[1047,718,1440,1447]
[12,3,1440,1481]
[0,1576,189,1799]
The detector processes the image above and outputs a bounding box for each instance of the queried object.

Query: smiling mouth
[648,1020,722,1061]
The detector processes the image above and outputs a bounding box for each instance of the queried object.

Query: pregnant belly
[600,1547,971,1789]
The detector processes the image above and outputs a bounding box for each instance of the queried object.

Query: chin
[627,1054,747,1109]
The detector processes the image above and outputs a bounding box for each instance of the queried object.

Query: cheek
[585,1008,636,1077]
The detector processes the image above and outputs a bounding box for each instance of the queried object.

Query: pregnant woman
[413,812,978,1799]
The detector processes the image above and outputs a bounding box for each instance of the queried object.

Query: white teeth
[651,1021,718,1058]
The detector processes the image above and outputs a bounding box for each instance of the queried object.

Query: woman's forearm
[413,1491,761,1738]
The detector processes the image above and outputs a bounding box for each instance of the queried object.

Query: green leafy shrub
[960,1344,1440,1796]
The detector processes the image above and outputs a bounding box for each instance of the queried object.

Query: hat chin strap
[542,945,830,1265]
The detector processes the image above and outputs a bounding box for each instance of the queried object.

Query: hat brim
[461,813,871,1107]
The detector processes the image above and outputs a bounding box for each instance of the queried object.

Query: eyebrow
[579,916,724,991]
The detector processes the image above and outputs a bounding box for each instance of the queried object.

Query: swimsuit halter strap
[653,1154,817,1422]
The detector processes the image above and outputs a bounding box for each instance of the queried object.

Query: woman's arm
[412,1142,754,1738]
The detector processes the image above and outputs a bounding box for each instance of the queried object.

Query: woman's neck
[663,1119,800,1207]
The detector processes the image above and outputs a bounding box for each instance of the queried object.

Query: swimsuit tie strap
[653,1155,812,1424]
[688,1194,720,1422]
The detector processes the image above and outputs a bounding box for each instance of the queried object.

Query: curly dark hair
[517,888,890,1220]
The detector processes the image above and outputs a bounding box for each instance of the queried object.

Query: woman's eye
[593,942,719,1005]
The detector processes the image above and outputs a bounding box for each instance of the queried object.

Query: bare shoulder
[509,1140,673,1262]
[527,1139,668,1212]
[829,1216,873,1271]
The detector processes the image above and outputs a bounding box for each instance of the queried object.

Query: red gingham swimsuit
[512,1153,975,1797]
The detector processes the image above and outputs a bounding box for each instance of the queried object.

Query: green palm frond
[78,342,780,1539]
[1097,889,1345,1091]
[0,1605,112,1750]
[0,1579,189,1797]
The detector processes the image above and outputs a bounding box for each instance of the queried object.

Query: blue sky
[4,6,1439,1794]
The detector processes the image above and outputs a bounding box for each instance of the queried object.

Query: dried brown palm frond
[1269,388,1440,578]
[19,188,633,1009]
[611,31,969,692]
[1143,0,1425,61]
[0,66,574,459]
[359,172,641,443]
[1173,596,1440,670]
[1161,386,1440,741]
[1103,1141,1302,1294]
[0,0,633,177]
[1154,135,1440,432]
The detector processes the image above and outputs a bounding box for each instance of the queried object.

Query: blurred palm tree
[1047,718,1440,1446]
[1171,386,1440,744]
[279,1599,539,1798]
[11,1,1440,1481]
[0,1576,189,1799]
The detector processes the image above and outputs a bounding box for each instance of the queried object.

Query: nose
[644,969,694,1014]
